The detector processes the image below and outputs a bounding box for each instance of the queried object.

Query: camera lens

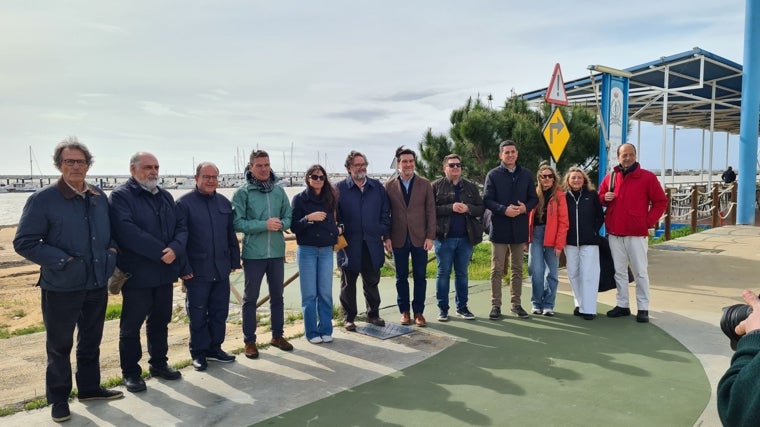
[721,304,754,350]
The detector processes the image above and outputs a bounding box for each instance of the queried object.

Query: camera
[721,304,754,350]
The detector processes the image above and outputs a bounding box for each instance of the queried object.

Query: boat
[6,146,42,192]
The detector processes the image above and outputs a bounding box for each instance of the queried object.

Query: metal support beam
[738,0,760,224]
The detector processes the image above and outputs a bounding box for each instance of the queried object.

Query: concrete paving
[4,225,759,426]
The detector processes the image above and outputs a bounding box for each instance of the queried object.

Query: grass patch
[23,398,47,411]
[0,324,47,339]
[11,309,26,318]
[285,311,303,324]
[105,303,122,321]
[0,407,14,417]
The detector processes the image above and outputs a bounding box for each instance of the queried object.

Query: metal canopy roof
[520,48,751,134]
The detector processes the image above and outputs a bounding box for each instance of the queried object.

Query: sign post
[543,63,570,164]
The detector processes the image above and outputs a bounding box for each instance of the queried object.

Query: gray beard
[137,177,159,194]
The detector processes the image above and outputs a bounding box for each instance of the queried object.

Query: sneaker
[321,335,334,343]
[244,342,259,359]
[367,317,386,327]
[489,306,501,320]
[636,310,650,323]
[531,307,543,315]
[437,310,449,322]
[582,313,597,320]
[456,308,476,320]
[206,349,236,363]
[543,309,555,317]
[51,402,71,423]
[309,336,323,344]
[510,305,530,318]
[607,306,632,318]
[271,336,294,351]
[78,387,124,401]
[192,357,208,371]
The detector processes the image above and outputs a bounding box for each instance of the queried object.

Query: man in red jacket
[599,143,667,323]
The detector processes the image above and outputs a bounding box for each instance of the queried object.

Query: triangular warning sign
[545,63,569,105]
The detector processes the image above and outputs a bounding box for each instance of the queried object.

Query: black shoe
[573,307,581,316]
[511,305,530,318]
[78,387,124,401]
[636,310,650,323]
[489,306,501,320]
[367,317,386,327]
[149,365,182,380]
[124,376,147,393]
[582,314,596,320]
[51,402,71,423]
[606,306,632,318]
[192,357,208,371]
[206,349,236,363]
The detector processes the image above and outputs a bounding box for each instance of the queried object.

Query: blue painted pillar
[738,0,760,224]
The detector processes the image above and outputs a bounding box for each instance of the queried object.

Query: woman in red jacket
[528,164,569,316]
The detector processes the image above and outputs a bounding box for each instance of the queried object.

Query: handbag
[334,235,348,251]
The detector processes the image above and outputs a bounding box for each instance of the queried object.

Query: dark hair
[54,136,93,168]
[395,146,416,161]
[195,162,219,176]
[304,164,337,211]
[249,150,269,163]
[344,150,367,170]
[498,140,517,152]
[616,143,636,156]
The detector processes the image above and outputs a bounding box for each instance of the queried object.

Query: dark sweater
[291,188,340,248]
[718,330,760,427]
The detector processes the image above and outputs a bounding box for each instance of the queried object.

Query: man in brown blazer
[384,146,436,327]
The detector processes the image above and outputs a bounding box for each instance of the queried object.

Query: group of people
[14,137,669,423]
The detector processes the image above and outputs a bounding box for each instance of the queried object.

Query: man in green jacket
[232,150,293,359]
[718,289,760,427]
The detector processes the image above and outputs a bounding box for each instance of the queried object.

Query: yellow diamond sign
[542,108,570,162]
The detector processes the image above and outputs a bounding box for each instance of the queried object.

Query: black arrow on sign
[548,119,564,145]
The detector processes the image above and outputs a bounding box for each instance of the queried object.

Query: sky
[0,1,749,177]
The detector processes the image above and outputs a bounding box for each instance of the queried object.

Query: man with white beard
[109,152,188,393]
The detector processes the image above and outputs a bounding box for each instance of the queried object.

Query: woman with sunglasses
[291,165,341,343]
[562,167,604,320]
[527,164,569,316]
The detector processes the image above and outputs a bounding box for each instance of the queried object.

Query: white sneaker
[321,335,333,343]
[532,308,543,315]
[308,336,323,344]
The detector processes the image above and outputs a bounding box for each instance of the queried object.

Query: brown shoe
[400,311,411,325]
[270,337,294,351]
[245,342,259,359]
[344,321,357,332]
[414,313,427,327]
[367,317,386,327]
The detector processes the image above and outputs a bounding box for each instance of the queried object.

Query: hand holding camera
[721,289,760,350]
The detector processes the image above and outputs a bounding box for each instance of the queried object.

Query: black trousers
[339,244,382,322]
[185,278,230,357]
[41,287,107,404]
[119,284,173,378]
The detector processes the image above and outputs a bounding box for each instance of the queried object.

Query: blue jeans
[529,225,559,310]
[297,245,334,339]
[393,236,428,314]
[434,237,473,312]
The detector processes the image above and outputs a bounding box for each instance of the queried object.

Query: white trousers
[608,235,650,310]
[565,245,600,315]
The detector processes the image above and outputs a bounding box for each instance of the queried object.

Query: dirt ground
[0,225,301,409]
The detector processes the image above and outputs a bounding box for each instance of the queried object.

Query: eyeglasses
[200,175,218,181]
[351,163,367,168]
[447,163,462,168]
[539,174,554,179]
[62,159,88,167]
[309,174,326,181]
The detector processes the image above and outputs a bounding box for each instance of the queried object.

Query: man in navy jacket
[177,162,241,371]
[109,152,188,392]
[14,138,123,422]
[483,140,538,320]
[336,151,391,331]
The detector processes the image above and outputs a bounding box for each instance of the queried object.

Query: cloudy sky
[0,1,748,177]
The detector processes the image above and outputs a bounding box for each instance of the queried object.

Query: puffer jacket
[528,190,569,250]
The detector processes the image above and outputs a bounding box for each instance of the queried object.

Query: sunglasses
[309,174,326,181]
[539,174,554,179]
[447,163,462,168]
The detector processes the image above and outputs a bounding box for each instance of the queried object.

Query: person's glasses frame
[62,159,88,167]
[447,163,463,168]
[309,174,326,181]
[539,174,555,179]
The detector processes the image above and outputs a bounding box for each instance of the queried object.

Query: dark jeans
[242,258,285,343]
[185,278,231,357]
[119,284,173,378]
[393,236,428,314]
[42,287,107,404]
[339,244,382,321]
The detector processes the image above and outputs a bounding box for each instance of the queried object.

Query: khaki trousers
[490,242,525,307]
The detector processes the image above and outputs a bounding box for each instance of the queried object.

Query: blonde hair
[562,166,595,192]
[535,164,560,223]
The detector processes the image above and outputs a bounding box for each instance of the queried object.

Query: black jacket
[565,189,604,246]
[483,163,538,244]
[431,177,485,244]
[291,188,340,248]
